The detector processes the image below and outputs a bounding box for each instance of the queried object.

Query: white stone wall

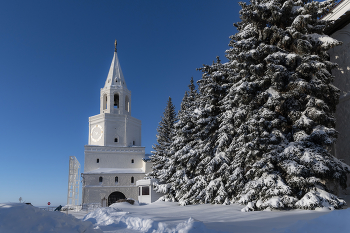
[84,146,145,173]
[144,161,153,174]
[82,173,145,204]
[89,114,141,147]
[83,186,138,204]
[84,173,145,187]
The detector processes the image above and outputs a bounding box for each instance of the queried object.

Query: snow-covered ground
[0,203,101,233]
[77,201,350,233]
[1,201,350,233]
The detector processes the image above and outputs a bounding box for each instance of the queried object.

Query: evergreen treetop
[149,97,177,179]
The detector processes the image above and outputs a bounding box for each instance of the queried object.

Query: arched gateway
[108,191,126,206]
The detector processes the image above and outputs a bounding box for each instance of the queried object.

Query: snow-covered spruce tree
[149,97,177,180]
[224,0,350,211]
[153,78,200,201]
[173,57,234,205]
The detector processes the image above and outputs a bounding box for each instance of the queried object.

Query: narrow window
[131,177,134,183]
[103,94,107,110]
[99,177,103,183]
[115,176,118,183]
[114,138,118,142]
[131,159,134,163]
[125,96,130,112]
[142,186,150,195]
[133,141,135,145]
[114,94,119,108]
[97,158,99,163]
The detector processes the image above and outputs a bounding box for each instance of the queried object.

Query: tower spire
[104,40,127,89]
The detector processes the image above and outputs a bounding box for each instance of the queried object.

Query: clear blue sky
[0,0,241,206]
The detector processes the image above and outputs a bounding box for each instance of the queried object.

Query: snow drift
[0,203,101,233]
[281,208,350,233]
[83,203,217,233]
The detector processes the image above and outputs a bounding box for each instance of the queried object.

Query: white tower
[89,41,141,147]
[82,41,151,207]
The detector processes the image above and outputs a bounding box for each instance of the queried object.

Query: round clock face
[91,124,103,142]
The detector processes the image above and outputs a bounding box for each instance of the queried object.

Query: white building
[81,43,153,207]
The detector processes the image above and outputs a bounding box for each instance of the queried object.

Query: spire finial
[114,40,117,52]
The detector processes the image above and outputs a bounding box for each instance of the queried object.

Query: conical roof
[104,51,127,89]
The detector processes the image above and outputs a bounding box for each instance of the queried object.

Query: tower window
[131,177,134,183]
[97,158,99,163]
[114,94,119,108]
[115,176,118,183]
[133,141,135,145]
[125,96,130,112]
[103,94,107,110]
[99,177,103,183]
[114,138,118,142]
[131,159,134,163]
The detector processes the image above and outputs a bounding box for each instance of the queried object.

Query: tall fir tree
[154,78,200,202]
[223,0,350,211]
[168,57,234,205]
[187,57,233,205]
[149,97,177,180]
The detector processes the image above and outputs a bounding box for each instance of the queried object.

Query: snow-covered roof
[136,178,157,186]
[84,168,144,174]
[322,0,350,21]
[322,0,350,35]
[104,51,127,89]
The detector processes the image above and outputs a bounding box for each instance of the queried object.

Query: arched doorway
[108,191,126,206]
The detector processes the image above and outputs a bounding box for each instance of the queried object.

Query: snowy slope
[281,208,350,233]
[75,201,350,233]
[0,203,101,233]
[2,201,350,233]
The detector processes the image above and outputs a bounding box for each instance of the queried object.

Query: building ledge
[83,168,145,174]
[84,145,145,153]
[136,178,157,186]
[84,185,137,188]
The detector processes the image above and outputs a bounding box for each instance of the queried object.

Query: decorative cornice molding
[84,185,137,188]
[84,145,145,153]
